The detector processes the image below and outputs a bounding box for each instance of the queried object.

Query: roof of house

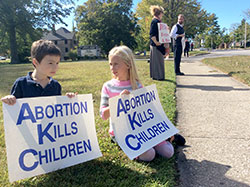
[42,27,75,41]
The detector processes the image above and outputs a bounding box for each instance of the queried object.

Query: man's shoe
[176,72,185,75]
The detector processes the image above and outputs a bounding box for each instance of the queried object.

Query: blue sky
[56,0,250,32]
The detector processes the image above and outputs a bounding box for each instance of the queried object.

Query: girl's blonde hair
[108,45,141,90]
[150,5,164,17]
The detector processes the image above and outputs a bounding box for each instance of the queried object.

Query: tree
[0,0,74,64]
[75,0,137,55]
[230,19,250,45]
[134,0,162,51]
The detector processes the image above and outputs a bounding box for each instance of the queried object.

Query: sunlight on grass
[0,60,177,187]
[203,56,250,86]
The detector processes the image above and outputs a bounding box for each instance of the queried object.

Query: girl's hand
[66,92,78,98]
[120,89,130,96]
[1,95,16,105]
[170,136,175,143]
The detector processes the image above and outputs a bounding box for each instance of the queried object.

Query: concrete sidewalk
[176,59,250,187]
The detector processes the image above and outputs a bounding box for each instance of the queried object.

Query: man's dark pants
[174,44,182,74]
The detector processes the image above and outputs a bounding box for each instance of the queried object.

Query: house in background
[42,27,77,60]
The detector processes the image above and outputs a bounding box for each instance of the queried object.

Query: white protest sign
[158,23,171,43]
[109,84,178,160]
[3,94,102,182]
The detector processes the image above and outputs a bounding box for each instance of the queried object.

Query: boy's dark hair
[31,40,61,63]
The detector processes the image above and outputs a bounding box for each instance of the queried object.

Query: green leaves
[0,0,75,63]
[75,0,137,55]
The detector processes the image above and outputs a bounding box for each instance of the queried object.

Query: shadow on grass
[177,146,250,187]
[177,84,250,91]
[152,79,176,85]
[184,74,229,78]
[228,71,247,76]
[18,158,175,187]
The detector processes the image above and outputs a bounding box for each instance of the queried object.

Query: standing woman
[149,5,166,80]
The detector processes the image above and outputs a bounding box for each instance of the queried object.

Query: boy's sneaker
[173,134,186,146]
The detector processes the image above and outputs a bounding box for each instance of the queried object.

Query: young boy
[1,40,74,105]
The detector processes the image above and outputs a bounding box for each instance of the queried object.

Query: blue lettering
[57,124,64,138]
[19,149,38,171]
[128,111,142,130]
[16,103,36,125]
[63,103,70,116]
[71,122,78,135]
[131,98,136,109]
[162,121,170,130]
[52,148,60,161]
[64,123,71,136]
[148,108,154,119]
[152,125,161,135]
[76,141,84,154]
[147,128,156,138]
[156,122,165,133]
[48,149,52,162]
[45,105,54,119]
[125,134,141,151]
[60,145,68,159]
[135,96,141,106]
[73,102,80,114]
[83,139,92,152]
[68,143,76,157]
[55,104,63,117]
[81,101,88,113]
[143,130,152,140]
[35,106,44,120]
[117,98,127,117]
[37,122,56,144]
[135,132,146,144]
[150,91,156,101]
[39,149,48,164]
[124,99,130,111]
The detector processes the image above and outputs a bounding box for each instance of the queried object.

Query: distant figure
[190,42,194,51]
[184,39,190,57]
[170,14,185,75]
[149,5,169,80]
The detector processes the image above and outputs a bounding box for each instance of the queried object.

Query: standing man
[170,14,185,75]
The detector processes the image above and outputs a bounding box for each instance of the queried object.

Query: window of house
[65,40,68,44]
[65,48,68,52]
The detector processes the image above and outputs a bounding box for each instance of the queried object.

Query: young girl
[100,45,174,161]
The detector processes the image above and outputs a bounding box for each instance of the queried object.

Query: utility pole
[245,21,247,49]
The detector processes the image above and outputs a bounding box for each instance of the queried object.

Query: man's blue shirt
[11,72,61,98]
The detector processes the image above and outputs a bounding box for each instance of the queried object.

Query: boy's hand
[120,89,130,96]
[1,95,16,105]
[66,92,78,98]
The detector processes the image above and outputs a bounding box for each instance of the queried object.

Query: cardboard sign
[3,95,102,182]
[109,84,178,160]
[158,23,171,43]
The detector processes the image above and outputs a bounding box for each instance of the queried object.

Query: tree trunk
[8,24,19,64]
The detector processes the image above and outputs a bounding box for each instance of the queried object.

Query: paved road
[176,50,250,187]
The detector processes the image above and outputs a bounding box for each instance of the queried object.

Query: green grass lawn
[0,60,178,187]
[203,56,250,86]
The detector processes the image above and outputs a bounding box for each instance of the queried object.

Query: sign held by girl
[109,84,179,160]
